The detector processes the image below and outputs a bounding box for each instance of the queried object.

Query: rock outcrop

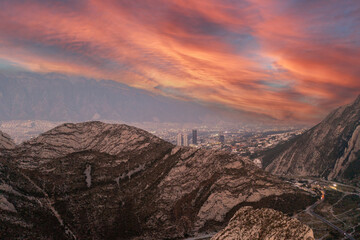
[262,95,360,185]
[211,207,315,240]
[0,131,15,150]
[3,121,315,239]
[211,206,314,240]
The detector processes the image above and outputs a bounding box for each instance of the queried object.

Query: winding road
[307,199,356,240]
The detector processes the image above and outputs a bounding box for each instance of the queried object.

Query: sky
[0,0,359,124]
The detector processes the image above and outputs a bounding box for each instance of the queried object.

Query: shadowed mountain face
[262,95,360,185]
[0,160,72,240]
[0,122,315,239]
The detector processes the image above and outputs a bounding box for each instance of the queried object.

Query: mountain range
[0,122,315,239]
[0,71,270,124]
[261,95,360,186]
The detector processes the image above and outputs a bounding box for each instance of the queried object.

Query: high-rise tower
[177,133,183,146]
[183,133,189,146]
[192,129,197,145]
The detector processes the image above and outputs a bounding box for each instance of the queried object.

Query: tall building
[183,133,189,146]
[192,129,197,145]
[177,133,183,146]
[219,134,225,144]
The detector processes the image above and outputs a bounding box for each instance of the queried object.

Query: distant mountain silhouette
[0,71,269,124]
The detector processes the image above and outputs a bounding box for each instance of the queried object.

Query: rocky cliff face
[3,122,315,239]
[211,206,314,240]
[262,95,360,185]
[0,131,15,150]
[0,160,74,239]
[0,131,74,239]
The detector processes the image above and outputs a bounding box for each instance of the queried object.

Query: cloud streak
[0,0,359,123]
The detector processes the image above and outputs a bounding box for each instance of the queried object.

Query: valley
[289,177,360,240]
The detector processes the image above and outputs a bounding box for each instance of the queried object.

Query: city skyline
[1,1,359,239]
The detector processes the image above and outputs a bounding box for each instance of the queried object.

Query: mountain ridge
[1,121,316,239]
[261,95,360,185]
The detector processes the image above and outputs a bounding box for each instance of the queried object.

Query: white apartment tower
[177,132,189,146]
[183,133,189,146]
[177,133,183,146]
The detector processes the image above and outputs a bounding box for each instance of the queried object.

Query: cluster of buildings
[229,130,305,155]
[176,129,227,147]
[176,130,198,146]
[131,123,305,170]
[171,128,305,160]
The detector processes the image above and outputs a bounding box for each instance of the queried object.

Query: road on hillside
[307,200,356,240]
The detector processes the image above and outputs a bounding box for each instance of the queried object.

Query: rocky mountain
[0,131,74,239]
[1,122,316,239]
[211,206,314,240]
[0,131,15,150]
[262,95,360,185]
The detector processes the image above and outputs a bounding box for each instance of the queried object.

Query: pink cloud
[0,0,359,123]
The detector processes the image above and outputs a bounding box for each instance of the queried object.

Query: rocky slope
[0,160,74,240]
[0,132,73,239]
[262,95,360,185]
[211,206,314,240]
[0,131,15,150]
[3,121,315,239]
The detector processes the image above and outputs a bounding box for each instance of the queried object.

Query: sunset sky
[0,0,359,123]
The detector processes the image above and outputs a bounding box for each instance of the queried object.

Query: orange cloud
[0,0,359,123]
